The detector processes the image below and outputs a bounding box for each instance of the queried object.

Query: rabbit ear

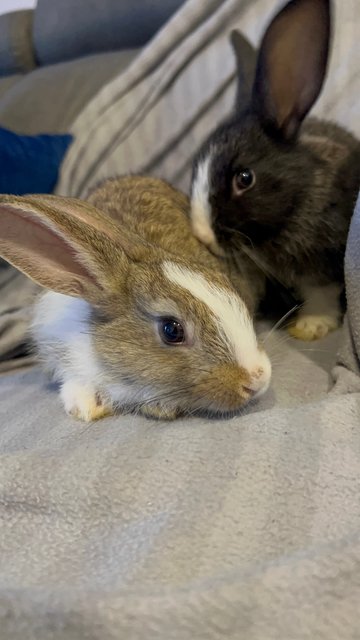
[230,30,257,109]
[0,194,134,301]
[252,0,331,140]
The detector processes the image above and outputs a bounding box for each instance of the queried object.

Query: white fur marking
[290,282,342,340]
[32,291,98,381]
[61,380,113,422]
[163,262,263,370]
[191,154,223,255]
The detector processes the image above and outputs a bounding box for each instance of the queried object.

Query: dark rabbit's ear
[252,0,331,140]
[230,30,257,109]
[0,194,137,301]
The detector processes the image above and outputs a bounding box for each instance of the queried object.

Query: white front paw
[288,314,340,341]
[60,381,113,422]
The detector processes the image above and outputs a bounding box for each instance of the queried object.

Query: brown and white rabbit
[0,176,271,422]
[190,0,360,341]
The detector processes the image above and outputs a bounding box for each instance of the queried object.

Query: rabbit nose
[248,363,271,398]
[242,366,270,397]
[242,386,257,397]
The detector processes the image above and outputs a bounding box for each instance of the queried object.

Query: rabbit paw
[288,314,339,341]
[139,403,179,421]
[61,381,114,422]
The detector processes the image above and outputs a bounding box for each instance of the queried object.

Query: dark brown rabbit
[190,0,360,341]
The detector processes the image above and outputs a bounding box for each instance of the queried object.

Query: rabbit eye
[158,317,185,345]
[232,169,256,195]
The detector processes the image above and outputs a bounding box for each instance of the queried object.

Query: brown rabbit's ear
[230,30,257,109]
[0,194,133,301]
[252,0,331,140]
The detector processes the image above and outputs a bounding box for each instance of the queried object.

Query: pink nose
[243,386,257,397]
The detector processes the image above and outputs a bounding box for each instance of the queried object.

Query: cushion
[0,74,23,101]
[33,0,185,65]
[0,50,140,135]
[0,127,72,195]
[0,10,36,76]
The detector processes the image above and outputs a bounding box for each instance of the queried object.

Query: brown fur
[89,179,256,416]
[0,177,269,420]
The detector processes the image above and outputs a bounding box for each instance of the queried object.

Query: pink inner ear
[268,21,323,128]
[255,0,330,138]
[0,205,100,296]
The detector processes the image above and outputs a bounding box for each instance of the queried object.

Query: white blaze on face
[162,262,271,390]
[191,153,224,256]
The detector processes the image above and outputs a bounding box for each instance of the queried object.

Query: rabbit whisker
[263,305,300,344]
[228,239,280,285]
[218,222,255,249]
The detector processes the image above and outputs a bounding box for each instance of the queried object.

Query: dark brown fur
[191,0,360,324]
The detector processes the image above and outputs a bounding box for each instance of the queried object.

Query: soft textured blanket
[0,0,360,638]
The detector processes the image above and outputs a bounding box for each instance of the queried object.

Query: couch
[0,1,360,639]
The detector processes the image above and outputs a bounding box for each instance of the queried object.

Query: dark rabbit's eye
[158,318,185,345]
[232,169,256,196]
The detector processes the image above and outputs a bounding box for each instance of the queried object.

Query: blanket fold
[333,194,360,392]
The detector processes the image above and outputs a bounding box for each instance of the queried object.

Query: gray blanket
[1,0,360,638]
